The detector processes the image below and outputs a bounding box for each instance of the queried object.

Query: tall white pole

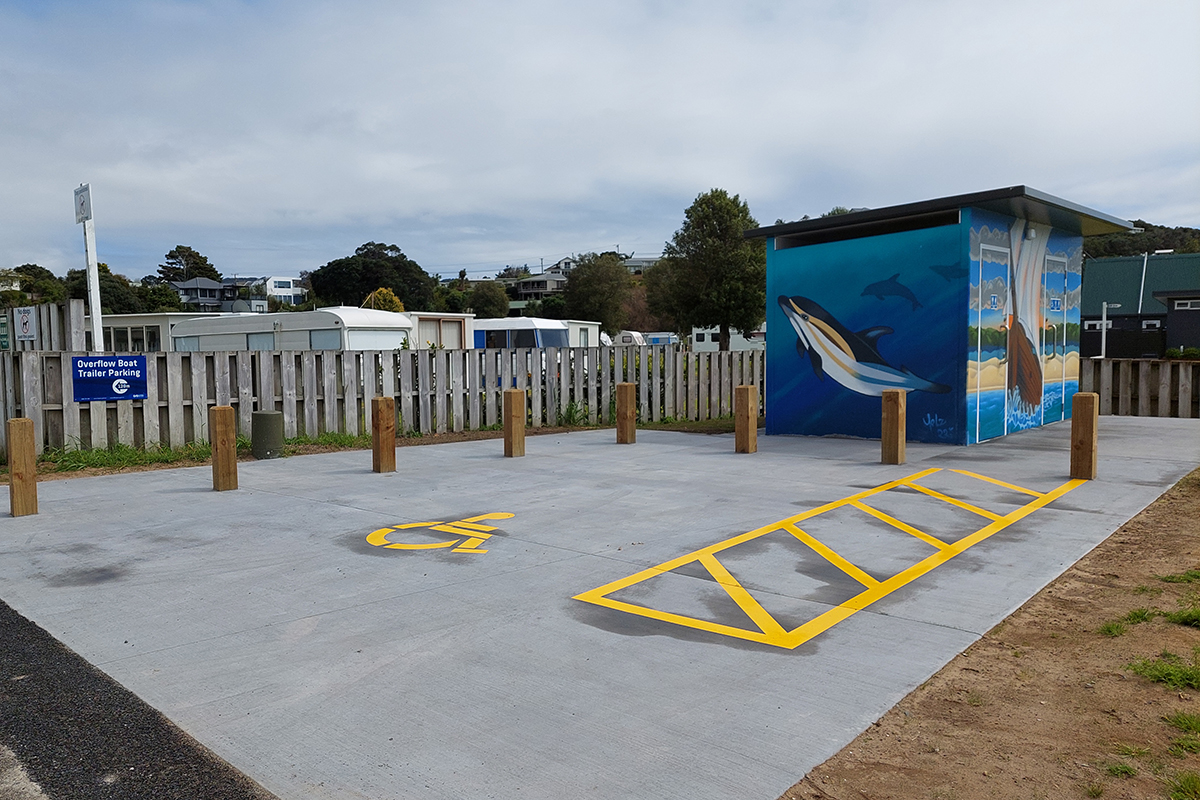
[75,183,104,353]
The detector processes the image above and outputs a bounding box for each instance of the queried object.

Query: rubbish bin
[251,410,284,460]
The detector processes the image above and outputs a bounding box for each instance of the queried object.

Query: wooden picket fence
[0,346,763,455]
[1078,358,1200,418]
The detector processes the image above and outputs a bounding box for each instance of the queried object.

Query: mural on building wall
[766,225,965,444]
[966,209,1082,443]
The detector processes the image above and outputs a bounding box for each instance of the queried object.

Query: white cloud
[0,0,1196,277]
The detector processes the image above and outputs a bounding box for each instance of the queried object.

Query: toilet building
[746,186,1132,444]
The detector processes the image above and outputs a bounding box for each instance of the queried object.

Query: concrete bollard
[881,389,906,465]
[209,406,238,491]
[1070,392,1098,480]
[503,389,525,457]
[616,382,636,444]
[372,396,397,473]
[735,385,757,454]
[6,417,37,516]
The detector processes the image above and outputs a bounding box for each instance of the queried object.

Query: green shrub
[1184,347,1200,360]
[1167,348,1183,359]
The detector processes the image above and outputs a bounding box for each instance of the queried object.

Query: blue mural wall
[765,209,1083,445]
[965,208,1082,443]
[766,223,968,444]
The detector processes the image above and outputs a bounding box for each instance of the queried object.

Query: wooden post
[209,406,238,492]
[1070,392,1098,480]
[503,389,525,457]
[7,417,37,516]
[735,385,757,454]
[372,396,396,473]
[616,382,636,444]
[881,389,906,465]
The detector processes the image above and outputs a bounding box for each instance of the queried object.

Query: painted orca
[861,274,922,310]
[778,295,951,396]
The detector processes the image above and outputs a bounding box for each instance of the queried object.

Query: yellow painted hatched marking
[573,470,1085,649]
[949,469,1043,498]
[901,482,1003,521]
[849,500,950,550]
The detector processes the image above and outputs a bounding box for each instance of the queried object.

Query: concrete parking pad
[1,417,1196,800]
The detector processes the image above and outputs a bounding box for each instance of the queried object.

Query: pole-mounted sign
[74,184,104,353]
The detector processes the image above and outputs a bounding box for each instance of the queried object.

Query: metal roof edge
[747,185,1133,239]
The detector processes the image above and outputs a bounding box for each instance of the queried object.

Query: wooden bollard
[503,389,525,457]
[616,382,636,444]
[881,389,906,465]
[372,396,397,473]
[209,406,238,491]
[7,417,37,516]
[735,385,757,454]
[1070,392,1098,480]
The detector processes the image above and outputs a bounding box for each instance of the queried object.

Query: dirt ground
[781,468,1200,800]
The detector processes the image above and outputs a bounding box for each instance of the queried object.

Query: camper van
[472,317,600,348]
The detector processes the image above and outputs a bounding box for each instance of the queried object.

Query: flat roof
[747,185,1134,241]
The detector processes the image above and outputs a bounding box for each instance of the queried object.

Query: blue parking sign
[72,356,148,402]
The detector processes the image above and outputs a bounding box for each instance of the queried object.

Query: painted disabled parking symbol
[366,513,514,555]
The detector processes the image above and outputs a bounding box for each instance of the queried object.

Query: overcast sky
[2,0,1197,280]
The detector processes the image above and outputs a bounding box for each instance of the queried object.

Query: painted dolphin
[861,273,922,310]
[930,262,968,281]
[778,295,950,396]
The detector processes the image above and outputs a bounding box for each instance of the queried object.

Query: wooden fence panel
[342,351,358,435]
[166,352,185,448]
[397,350,414,433]
[321,352,339,434]
[1159,361,1173,417]
[1181,363,1193,419]
[191,352,208,441]
[62,355,81,449]
[434,350,448,434]
[417,350,432,434]
[281,352,299,438]
[142,354,160,447]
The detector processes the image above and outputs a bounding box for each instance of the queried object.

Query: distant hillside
[1085,220,1200,258]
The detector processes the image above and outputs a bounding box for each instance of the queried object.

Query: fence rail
[1078,358,1200,418]
[0,346,763,455]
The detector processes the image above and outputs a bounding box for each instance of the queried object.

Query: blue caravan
[474,317,570,349]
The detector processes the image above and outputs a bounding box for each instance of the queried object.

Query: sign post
[75,183,104,353]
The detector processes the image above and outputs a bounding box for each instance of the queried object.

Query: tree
[15,264,66,304]
[646,189,766,350]
[137,282,183,312]
[1085,219,1200,258]
[308,243,436,310]
[469,281,510,319]
[540,294,568,319]
[158,245,221,283]
[66,264,145,314]
[362,287,405,313]
[563,252,631,334]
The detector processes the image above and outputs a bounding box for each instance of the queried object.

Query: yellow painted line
[850,500,950,551]
[450,521,500,532]
[781,523,880,588]
[386,540,458,550]
[452,547,489,554]
[463,512,515,523]
[573,472,1086,650]
[394,521,445,529]
[575,469,942,602]
[948,469,1043,497]
[697,553,788,638]
[902,483,1003,521]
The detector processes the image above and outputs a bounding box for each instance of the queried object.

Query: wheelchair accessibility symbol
[366,513,514,555]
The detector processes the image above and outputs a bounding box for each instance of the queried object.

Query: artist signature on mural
[922,412,956,442]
